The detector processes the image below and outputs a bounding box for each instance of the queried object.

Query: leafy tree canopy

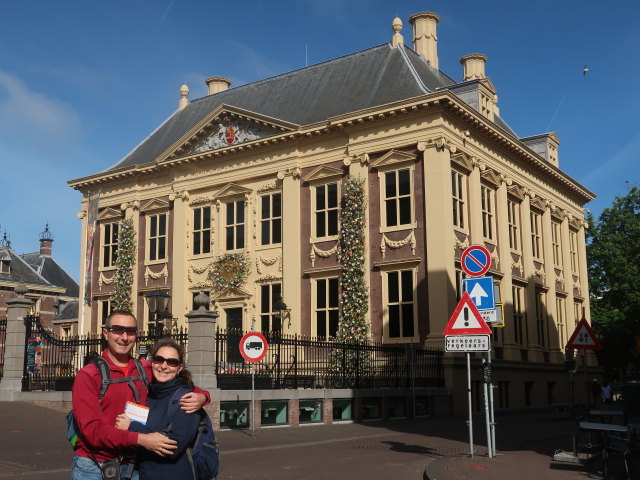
[587,185,640,377]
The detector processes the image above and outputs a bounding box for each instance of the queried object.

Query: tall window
[384,169,412,227]
[386,270,415,339]
[100,299,112,327]
[530,211,542,260]
[455,268,467,301]
[192,207,211,255]
[507,199,520,251]
[451,170,465,229]
[148,213,167,261]
[261,193,282,245]
[556,297,566,349]
[573,302,583,329]
[225,200,245,251]
[512,286,525,346]
[102,222,119,267]
[315,278,339,338]
[481,185,495,240]
[536,290,546,347]
[315,183,338,238]
[260,283,282,333]
[569,230,579,275]
[551,221,562,267]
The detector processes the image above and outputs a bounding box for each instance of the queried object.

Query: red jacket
[72,351,209,462]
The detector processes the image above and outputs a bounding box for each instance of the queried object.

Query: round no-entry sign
[239,331,268,362]
[461,245,492,277]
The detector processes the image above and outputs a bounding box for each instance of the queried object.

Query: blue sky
[1,0,638,281]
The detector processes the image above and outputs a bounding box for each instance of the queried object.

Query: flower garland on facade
[111,217,136,312]
[336,175,369,342]
[209,253,250,292]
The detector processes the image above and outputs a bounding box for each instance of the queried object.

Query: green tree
[587,185,640,378]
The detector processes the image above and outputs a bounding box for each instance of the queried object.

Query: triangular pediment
[569,217,582,230]
[97,207,123,221]
[481,169,501,187]
[140,198,170,212]
[0,250,11,262]
[212,286,251,301]
[507,184,525,201]
[216,183,252,200]
[479,78,497,95]
[165,105,298,161]
[450,152,474,173]
[371,149,416,170]
[303,165,344,184]
[530,196,546,212]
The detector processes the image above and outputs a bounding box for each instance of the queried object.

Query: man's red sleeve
[71,367,139,450]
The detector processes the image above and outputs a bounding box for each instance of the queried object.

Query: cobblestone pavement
[0,402,634,480]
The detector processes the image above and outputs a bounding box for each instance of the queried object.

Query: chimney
[39,223,54,256]
[409,12,440,69]
[460,54,488,81]
[205,76,231,95]
[391,17,404,47]
[178,83,189,111]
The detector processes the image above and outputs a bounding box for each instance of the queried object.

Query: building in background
[0,225,79,335]
[69,12,594,411]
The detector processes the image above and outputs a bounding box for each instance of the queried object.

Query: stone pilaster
[186,292,219,390]
[0,286,33,400]
[281,169,301,334]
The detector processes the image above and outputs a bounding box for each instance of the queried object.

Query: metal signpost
[565,317,602,411]
[443,291,492,457]
[239,331,268,432]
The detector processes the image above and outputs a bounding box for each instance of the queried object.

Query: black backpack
[66,356,149,448]
[166,387,220,479]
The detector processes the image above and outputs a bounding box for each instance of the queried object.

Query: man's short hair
[104,310,137,328]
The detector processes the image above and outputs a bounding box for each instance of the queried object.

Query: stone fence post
[185,291,218,390]
[0,285,33,401]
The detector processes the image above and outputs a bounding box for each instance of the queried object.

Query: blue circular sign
[461,245,492,276]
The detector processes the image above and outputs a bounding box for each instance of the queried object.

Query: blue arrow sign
[462,276,495,311]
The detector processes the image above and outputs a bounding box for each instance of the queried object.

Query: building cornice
[68,90,595,204]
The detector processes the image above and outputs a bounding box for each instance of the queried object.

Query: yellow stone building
[69,12,595,410]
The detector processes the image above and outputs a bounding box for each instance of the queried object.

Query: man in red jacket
[70,311,210,480]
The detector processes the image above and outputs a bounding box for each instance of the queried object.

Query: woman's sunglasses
[152,355,182,367]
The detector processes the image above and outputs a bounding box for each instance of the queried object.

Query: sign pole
[482,357,493,458]
[487,348,496,455]
[251,362,255,433]
[466,352,474,457]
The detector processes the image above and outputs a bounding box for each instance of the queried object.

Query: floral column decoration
[111,217,136,312]
[330,176,371,386]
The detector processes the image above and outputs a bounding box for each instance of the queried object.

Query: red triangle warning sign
[443,292,492,335]
[566,318,602,350]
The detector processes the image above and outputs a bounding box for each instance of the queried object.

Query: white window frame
[555,296,566,349]
[530,211,543,261]
[481,184,496,241]
[312,182,340,241]
[569,230,579,275]
[146,212,168,263]
[451,170,467,231]
[260,282,282,333]
[379,262,419,343]
[100,221,119,269]
[380,167,415,231]
[224,199,246,252]
[551,220,562,268]
[260,192,282,246]
[192,206,212,256]
[312,277,340,338]
[507,199,521,252]
[512,285,526,346]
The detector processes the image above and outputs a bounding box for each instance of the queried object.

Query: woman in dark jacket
[116,339,199,480]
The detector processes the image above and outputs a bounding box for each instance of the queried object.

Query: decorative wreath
[209,253,250,292]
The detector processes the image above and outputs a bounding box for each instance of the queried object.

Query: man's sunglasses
[152,355,182,367]
[106,325,138,335]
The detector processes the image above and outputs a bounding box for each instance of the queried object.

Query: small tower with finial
[0,231,11,249]
[179,83,189,111]
[39,222,54,256]
[391,17,404,47]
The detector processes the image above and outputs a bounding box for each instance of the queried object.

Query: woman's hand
[115,413,131,430]
[179,392,206,413]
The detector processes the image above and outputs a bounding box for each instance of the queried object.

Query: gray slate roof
[54,300,79,321]
[109,44,457,171]
[0,247,51,287]
[21,252,80,297]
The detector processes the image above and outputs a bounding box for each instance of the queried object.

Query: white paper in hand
[125,401,150,425]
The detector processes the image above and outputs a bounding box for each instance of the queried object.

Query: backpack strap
[91,357,111,400]
[132,358,149,387]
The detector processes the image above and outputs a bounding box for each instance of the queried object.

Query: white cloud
[580,133,640,186]
[0,70,81,156]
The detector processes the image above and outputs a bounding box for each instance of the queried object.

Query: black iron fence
[215,329,444,390]
[21,315,187,392]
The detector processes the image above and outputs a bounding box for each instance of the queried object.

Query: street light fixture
[145,290,170,336]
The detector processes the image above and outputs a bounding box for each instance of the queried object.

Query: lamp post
[145,290,170,337]
[273,293,288,387]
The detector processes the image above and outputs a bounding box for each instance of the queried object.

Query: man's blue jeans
[70,455,139,480]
